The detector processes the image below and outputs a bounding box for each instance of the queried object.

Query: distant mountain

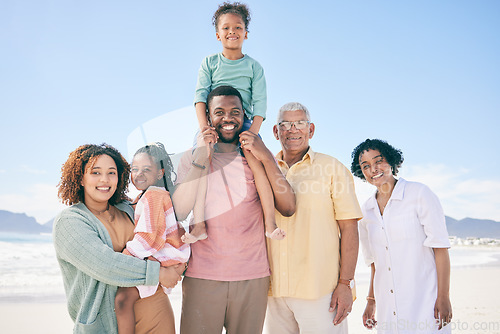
[44,218,55,230]
[0,210,499,238]
[0,210,52,234]
[445,216,500,239]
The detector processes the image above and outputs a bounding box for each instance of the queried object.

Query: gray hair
[277,102,311,123]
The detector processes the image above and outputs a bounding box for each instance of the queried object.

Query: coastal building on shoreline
[449,236,500,247]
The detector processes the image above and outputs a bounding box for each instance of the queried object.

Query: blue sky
[1,0,499,223]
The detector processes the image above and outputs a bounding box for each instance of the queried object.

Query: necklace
[88,203,116,224]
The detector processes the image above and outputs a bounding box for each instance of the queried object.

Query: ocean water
[0,233,65,302]
[0,232,499,302]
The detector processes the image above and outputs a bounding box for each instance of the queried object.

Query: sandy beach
[1,265,499,334]
[349,266,500,334]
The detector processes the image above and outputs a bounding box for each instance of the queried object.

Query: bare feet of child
[265,227,286,240]
[181,222,208,244]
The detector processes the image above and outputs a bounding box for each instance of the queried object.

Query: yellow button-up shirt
[269,148,362,299]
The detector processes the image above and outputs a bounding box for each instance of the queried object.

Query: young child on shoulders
[185,1,286,243]
[114,143,190,334]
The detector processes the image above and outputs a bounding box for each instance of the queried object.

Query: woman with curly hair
[53,143,182,334]
[351,139,452,333]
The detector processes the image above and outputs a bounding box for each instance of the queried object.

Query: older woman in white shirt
[351,139,452,334]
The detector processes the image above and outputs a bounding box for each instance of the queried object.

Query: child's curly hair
[350,139,404,180]
[57,143,130,206]
[213,2,251,32]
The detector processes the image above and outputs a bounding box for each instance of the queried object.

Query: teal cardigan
[53,202,160,333]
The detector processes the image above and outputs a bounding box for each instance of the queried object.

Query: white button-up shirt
[359,178,451,333]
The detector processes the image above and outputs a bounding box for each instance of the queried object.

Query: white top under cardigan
[359,178,451,334]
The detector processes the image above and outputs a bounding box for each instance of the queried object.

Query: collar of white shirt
[366,177,407,209]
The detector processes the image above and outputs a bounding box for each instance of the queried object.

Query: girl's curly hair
[57,143,130,206]
[213,2,251,31]
[350,139,404,180]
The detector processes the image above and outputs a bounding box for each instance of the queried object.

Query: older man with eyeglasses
[264,102,363,334]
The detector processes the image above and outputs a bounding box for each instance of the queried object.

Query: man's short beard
[217,130,241,144]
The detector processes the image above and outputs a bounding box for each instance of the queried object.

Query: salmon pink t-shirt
[176,150,270,281]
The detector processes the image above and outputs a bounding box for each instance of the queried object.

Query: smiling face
[273,109,315,156]
[216,13,247,51]
[358,149,394,187]
[81,154,118,207]
[131,152,163,191]
[208,95,244,144]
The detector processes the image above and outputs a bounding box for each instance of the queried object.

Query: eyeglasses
[278,120,310,131]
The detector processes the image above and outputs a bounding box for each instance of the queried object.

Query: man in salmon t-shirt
[172,85,295,334]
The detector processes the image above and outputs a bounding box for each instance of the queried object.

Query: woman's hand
[159,266,182,289]
[433,247,452,329]
[434,295,452,329]
[363,300,377,329]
